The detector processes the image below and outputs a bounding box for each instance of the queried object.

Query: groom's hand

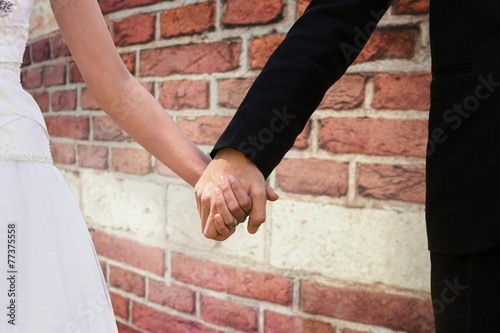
[195,148,278,240]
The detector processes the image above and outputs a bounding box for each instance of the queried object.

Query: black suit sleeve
[211,0,394,178]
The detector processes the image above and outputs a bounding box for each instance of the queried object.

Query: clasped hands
[195,148,278,241]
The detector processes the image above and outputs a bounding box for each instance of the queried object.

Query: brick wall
[24,0,433,332]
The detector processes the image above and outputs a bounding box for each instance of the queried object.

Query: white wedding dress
[0,1,118,332]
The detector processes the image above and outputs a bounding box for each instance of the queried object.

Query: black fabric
[211,0,500,255]
[431,243,500,332]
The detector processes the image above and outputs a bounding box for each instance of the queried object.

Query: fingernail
[250,226,259,234]
[219,176,227,185]
[229,175,236,183]
[215,214,223,224]
[214,188,221,198]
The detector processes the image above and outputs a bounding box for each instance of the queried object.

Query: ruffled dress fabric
[0,1,118,332]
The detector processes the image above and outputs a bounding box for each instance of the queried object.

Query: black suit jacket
[211,0,500,255]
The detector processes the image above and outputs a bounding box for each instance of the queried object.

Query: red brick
[43,63,66,87]
[22,67,42,89]
[172,254,292,305]
[114,14,155,46]
[51,89,77,112]
[116,322,142,333]
[357,163,425,203]
[159,80,209,110]
[132,302,221,333]
[298,0,312,16]
[276,159,348,197]
[78,145,109,170]
[121,52,136,74]
[110,291,129,320]
[250,34,285,69]
[319,118,427,158]
[319,75,366,110]
[45,116,89,139]
[51,34,71,58]
[32,92,49,112]
[69,62,84,83]
[355,28,419,64]
[93,115,130,141]
[81,87,101,110]
[111,148,151,175]
[100,260,108,281]
[218,77,256,108]
[392,0,429,14]
[91,230,165,276]
[294,121,311,149]
[265,311,334,333]
[148,280,195,313]
[177,116,231,145]
[161,2,215,38]
[98,0,162,14]
[201,296,258,333]
[140,41,240,76]
[22,45,31,66]
[301,281,434,333]
[50,142,76,165]
[372,73,431,111]
[31,38,50,63]
[222,0,284,26]
[110,266,146,297]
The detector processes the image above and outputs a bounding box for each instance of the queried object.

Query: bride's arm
[49,0,209,187]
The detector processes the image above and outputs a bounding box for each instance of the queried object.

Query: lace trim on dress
[0,62,21,83]
[0,24,29,61]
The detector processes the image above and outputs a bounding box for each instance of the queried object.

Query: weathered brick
[357,163,425,203]
[45,116,89,139]
[294,121,311,149]
[154,161,180,179]
[177,116,231,145]
[172,254,293,305]
[159,80,209,110]
[148,280,195,313]
[78,145,109,170]
[218,77,256,108]
[51,89,77,112]
[43,63,66,87]
[319,118,427,158]
[276,159,348,197]
[110,291,129,320]
[319,75,366,110]
[110,265,146,297]
[222,0,284,26]
[91,230,165,276]
[121,52,136,74]
[69,62,84,83]
[22,67,43,89]
[31,38,50,63]
[201,296,258,333]
[32,92,49,112]
[51,34,71,58]
[161,2,215,38]
[355,28,419,64]
[301,281,434,333]
[111,148,151,175]
[22,45,31,66]
[372,73,431,111]
[50,142,76,165]
[140,41,240,76]
[250,34,285,69]
[98,0,162,14]
[392,0,429,14]
[132,302,221,333]
[265,311,334,333]
[114,14,155,46]
[341,329,372,333]
[93,115,130,141]
[116,322,141,333]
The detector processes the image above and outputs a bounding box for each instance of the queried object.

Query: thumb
[247,189,267,234]
[265,185,279,201]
